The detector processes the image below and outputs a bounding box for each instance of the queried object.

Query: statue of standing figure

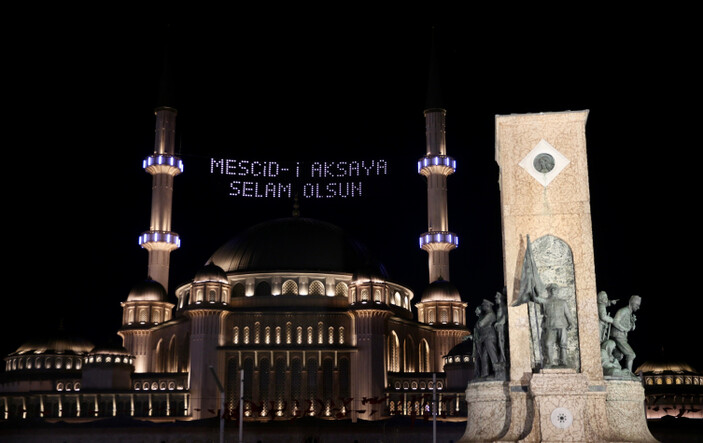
[472,299,502,379]
[494,290,508,363]
[533,283,574,368]
[597,291,618,344]
[610,295,641,374]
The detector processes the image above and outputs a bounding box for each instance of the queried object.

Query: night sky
[5,15,700,372]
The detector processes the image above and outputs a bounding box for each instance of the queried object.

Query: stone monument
[459,111,656,442]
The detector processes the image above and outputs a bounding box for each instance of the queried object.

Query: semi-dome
[127,279,168,302]
[420,278,461,302]
[194,262,228,284]
[208,217,388,277]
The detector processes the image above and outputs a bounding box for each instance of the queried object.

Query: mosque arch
[335,282,348,297]
[403,335,416,372]
[309,280,325,296]
[232,283,245,298]
[168,335,178,372]
[226,357,239,413]
[419,339,430,372]
[388,331,400,372]
[255,281,271,297]
[282,280,298,295]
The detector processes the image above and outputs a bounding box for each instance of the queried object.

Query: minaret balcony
[143,154,184,175]
[138,230,181,251]
[419,231,458,251]
[418,155,456,176]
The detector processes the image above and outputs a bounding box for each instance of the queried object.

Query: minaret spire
[418,29,458,283]
[137,41,183,293]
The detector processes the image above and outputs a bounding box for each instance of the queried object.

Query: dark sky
[4,15,700,371]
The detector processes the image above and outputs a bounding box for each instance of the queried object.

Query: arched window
[282,280,298,295]
[233,326,239,345]
[307,358,318,413]
[335,282,348,297]
[274,358,286,415]
[265,326,271,344]
[255,322,261,344]
[168,336,178,372]
[309,280,325,296]
[361,289,369,301]
[226,358,239,415]
[286,322,292,344]
[208,289,217,302]
[389,331,400,372]
[338,357,350,400]
[322,358,334,411]
[255,281,271,297]
[232,283,245,298]
[318,322,324,344]
[242,358,254,403]
[394,292,401,306]
[297,326,303,344]
[259,358,270,412]
[275,326,281,344]
[374,288,382,302]
[328,327,335,344]
[243,326,250,344]
[307,326,313,345]
[338,326,345,345]
[419,339,430,372]
[404,336,416,372]
[291,358,302,403]
[138,308,148,323]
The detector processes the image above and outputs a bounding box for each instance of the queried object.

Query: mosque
[0,47,475,426]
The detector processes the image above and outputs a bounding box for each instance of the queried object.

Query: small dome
[444,336,473,358]
[12,330,94,356]
[421,279,461,302]
[194,262,228,284]
[127,279,167,302]
[89,344,130,357]
[635,359,700,375]
[352,265,386,284]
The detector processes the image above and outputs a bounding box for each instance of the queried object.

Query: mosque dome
[127,279,168,302]
[420,278,461,302]
[208,217,388,277]
[635,359,700,375]
[194,262,228,284]
[445,336,473,359]
[12,330,94,356]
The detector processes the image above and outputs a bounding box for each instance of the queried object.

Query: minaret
[415,33,468,372]
[418,36,458,283]
[137,51,183,293]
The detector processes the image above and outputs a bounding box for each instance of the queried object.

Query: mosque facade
[0,61,474,424]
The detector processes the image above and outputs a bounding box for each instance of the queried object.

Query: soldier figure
[611,295,641,373]
[534,283,574,367]
[597,291,618,344]
[476,299,500,377]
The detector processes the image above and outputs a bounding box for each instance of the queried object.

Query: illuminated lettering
[215,158,385,199]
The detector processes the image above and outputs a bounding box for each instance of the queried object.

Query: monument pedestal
[459,111,656,442]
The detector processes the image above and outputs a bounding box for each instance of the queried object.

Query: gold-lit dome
[127,279,168,302]
[420,278,461,302]
[11,331,94,356]
[208,217,388,277]
[635,359,699,375]
[194,262,228,284]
